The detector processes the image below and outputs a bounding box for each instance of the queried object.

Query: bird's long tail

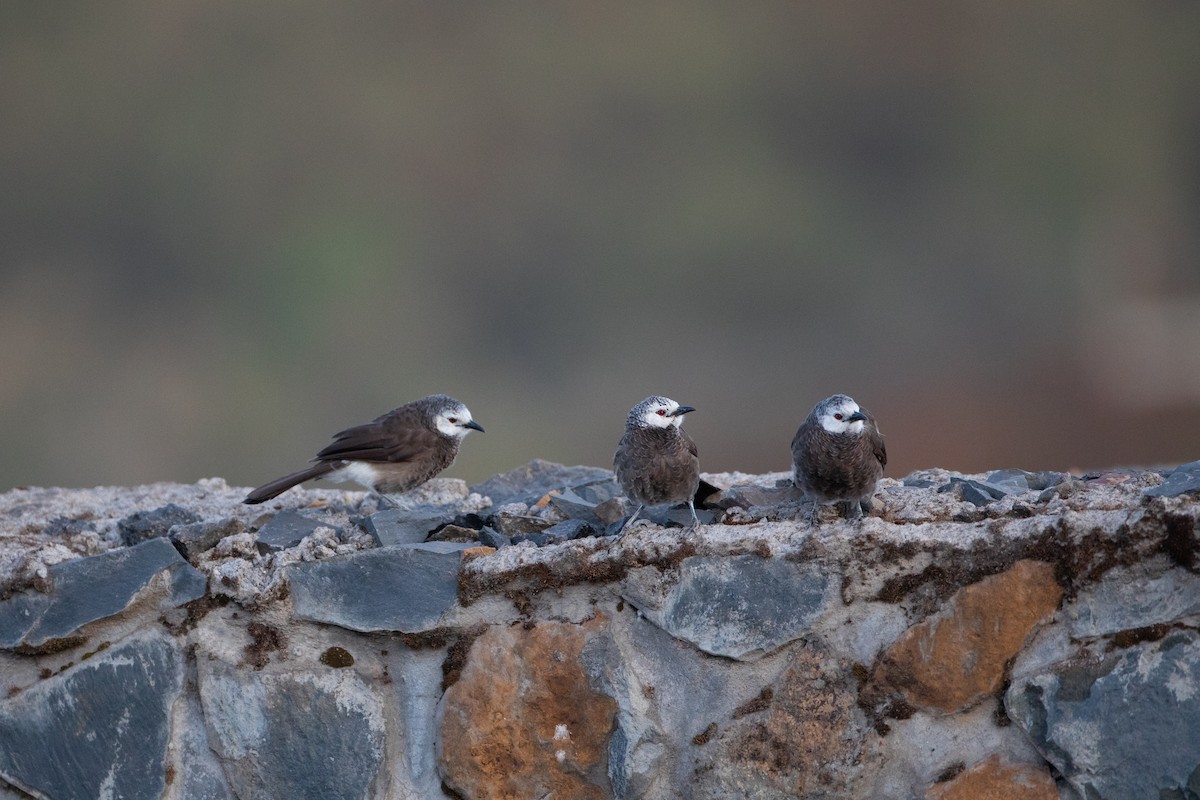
[243,462,337,504]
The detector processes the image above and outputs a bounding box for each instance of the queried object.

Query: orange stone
[461,546,496,562]
[926,755,1060,800]
[876,559,1062,713]
[438,617,616,800]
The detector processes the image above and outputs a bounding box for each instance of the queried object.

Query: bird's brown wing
[314,407,438,464]
[865,411,887,469]
[682,428,699,460]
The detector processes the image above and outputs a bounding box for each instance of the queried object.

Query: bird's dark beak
[669,406,696,417]
[465,420,485,432]
[846,411,867,423]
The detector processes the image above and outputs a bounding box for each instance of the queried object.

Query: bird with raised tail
[613,395,701,533]
[791,394,886,524]
[244,394,483,506]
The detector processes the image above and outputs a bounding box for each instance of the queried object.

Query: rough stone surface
[199,658,385,800]
[118,502,201,546]
[170,517,243,561]
[621,554,835,660]
[0,464,1197,800]
[925,755,1059,800]
[0,632,182,800]
[0,537,205,650]
[1144,460,1200,497]
[438,618,617,800]
[288,543,465,633]
[873,560,1062,713]
[254,509,340,553]
[359,507,444,547]
[700,644,864,797]
[470,459,614,507]
[1007,631,1200,799]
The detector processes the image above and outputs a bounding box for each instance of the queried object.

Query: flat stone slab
[1144,460,1200,498]
[199,660,384,800]
[255,509,339,553]
[117,503,201,546]
[360,507,467,547]
[1007,630,1200,799]
[0,537,206,650]
[0,633,182,799]
[287,544,467,633]
[469,459,614,507]
[621,554,836,660]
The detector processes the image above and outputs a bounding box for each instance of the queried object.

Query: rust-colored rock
[926,755,1059,800]
[461,545,496,562]
[876,560,1062,712]
[438,616,616,800]
[703,644,863,795]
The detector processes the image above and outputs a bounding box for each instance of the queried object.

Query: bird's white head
[628,395,695,430]
[427,395,484,439]
[814,394,868,435]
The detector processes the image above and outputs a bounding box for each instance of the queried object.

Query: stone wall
[1,460,1199,799]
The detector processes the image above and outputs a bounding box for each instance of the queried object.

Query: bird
[613,395,701,533]
[791,394,886,525]
[244,394,483,506]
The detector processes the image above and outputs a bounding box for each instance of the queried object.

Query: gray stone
[902,478,937,488]
[170,690,235,799]
[0,537,206,650]
[984,468,1069,494]
[288,544,465,633]
[548,487,604,522]
[621,555,835,660]
[511,532,552,547]
[1145,460,1200,498]
[358,508,445,548]
[170,517,243,561]
[117,503,201,546]
[542,518,597,541]
[492,512,552,537]
[426,524,480,543]
[469,459,614,507]
[477,526,510,549]
[198,660,384,800]
[708,483,801,511]
[1007,631,1200,799]
[1069,567,1200,638]
[571,478,624,505]
[593,497,628,525]
[938,477,1006,507]
[41,516,95,537]
[255,509,339,553]
[0,633,182,800]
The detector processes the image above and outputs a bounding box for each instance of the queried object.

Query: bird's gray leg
[805,501,819,527]
[618,504,644,536]
[845,500,863,522]
[375,492,400,510]
[683,500,700,532]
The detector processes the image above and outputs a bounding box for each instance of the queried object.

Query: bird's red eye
[834,413,843,420]
[448,417,458,424]
[656,409,667,416]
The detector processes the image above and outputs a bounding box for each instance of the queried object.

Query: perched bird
[791,394,886,524]
[613,395,701,533]
[244,394,483,505]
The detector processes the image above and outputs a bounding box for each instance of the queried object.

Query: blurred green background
[2,2,1199,492]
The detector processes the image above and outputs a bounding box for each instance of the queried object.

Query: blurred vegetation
[1,2,1199,491]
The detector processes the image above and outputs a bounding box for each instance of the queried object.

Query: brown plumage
[613,396,701,532]
[244,394,482,505]
[791,394,886,523]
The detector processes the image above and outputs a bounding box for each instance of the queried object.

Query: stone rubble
[0,461,1197,799]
